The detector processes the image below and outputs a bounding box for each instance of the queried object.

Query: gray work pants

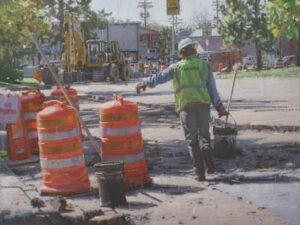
[180,105,213,174]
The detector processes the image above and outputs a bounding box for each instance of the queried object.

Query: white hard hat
[178,38,197,53]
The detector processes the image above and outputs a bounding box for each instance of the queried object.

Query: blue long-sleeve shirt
[143,57,223,109]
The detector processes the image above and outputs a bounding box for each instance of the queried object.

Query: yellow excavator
[60,10,130,82]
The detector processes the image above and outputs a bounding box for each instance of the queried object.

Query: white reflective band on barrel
[23,112,37,121]
[38,128,80,141]
[28,131,38,139]
[40,155,84,169]
[101,124,140,137]
[102,152,145,163]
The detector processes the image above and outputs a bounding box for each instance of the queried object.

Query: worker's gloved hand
[217,105,229,117]
[135,81,147,94]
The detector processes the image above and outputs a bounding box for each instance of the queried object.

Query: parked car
[282,55,296,67]
[22,65,39,77]
[144,49,160,61]
[243,56,257,69]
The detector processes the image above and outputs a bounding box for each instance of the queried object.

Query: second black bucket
[94,162,127,207]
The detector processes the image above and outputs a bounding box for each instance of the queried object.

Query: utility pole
[171,15,175,54]
[137,0,153,28]
[168,15,182,53]
[212,0,221,23]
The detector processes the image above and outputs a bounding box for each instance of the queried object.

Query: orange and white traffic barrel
[6,114,31,162]
[37,100,90,195]
[21,89,44,154]
[99,96,152,189]
[51,85,79,110]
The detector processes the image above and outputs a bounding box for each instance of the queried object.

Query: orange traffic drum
[21,89,44,154]
[99,96,152,189]
[37,100,90,195]
[51,85,79,110]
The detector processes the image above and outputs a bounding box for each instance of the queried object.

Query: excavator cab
[86,40,108,67]
[109,41,126,63]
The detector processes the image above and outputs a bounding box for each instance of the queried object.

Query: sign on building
[167,0,180,15]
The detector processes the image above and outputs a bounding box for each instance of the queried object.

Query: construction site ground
[0,75,299,225]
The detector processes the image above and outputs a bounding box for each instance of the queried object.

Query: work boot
[202,148,215,174]
[195,167,205,181]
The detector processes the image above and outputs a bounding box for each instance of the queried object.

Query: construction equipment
[60,10,129,82]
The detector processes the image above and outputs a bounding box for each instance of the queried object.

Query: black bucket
[213,117,238,158]
[94,162,127,207]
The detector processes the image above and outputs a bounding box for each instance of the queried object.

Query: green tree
[247,0,274,69]
[0,0,50,61]
[81,9,111,40]
[218,0,274,69]
[218,0,251,50]
[43,1,111,47]
[0,0,49,82]
[42,0,92,46]
[155,27,172,61]
[266,0,300,66]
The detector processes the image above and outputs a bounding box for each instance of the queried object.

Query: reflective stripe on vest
[38,128,80,141]
[40,155,84,169]
[28,131,38,139]
[101,124,140,137]
[175,83,207,94]
[173,61,206,94]
[102,151,145,163]
[23,112,37,121]
[172,58,211,111]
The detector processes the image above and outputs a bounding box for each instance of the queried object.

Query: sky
[90,0,216,26]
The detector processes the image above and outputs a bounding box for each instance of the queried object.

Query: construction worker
[136,38,228,181]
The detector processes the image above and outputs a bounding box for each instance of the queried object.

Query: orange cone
[99,96,152,189]
[37,100,90,195]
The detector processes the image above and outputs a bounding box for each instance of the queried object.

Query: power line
[137,0,153,27]
[212,0,222,23]
[168,15,182,32]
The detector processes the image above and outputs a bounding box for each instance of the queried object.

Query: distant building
[175,29,193,49]
[97,22,159,60]
[188,28,261,57]
[280,39,298,57]
[189,28,223,51]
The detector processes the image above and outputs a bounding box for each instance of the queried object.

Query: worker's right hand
[135,82,147,94]
[217,105,229,117]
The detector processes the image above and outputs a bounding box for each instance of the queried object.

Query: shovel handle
[225,69,238,124]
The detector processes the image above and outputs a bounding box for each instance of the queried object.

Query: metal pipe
[225,69,238,124]
[30,35,101,157]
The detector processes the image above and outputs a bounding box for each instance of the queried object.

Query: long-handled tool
[31,35,101,157]
[225,69,238,125]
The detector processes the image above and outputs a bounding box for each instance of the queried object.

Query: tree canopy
[266,0,300,65]
[0,0,111,64]
[218,0,251,49]
[0,0,50,61]
[155,27,172,61]
[218,0,274,69]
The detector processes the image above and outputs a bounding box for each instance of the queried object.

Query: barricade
[99,96,152,189]
[6,115,31,162]
[37,100,90,195]
[21,89,44,154]
[51,85,79,110]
